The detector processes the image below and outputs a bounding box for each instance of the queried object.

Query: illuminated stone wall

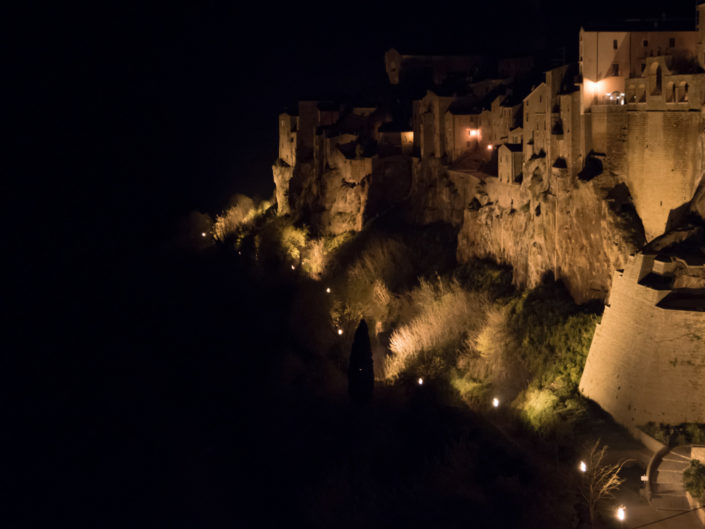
[588,104,703,240]
[579,254,705,427]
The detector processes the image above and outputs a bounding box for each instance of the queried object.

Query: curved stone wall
[579,254,705,427]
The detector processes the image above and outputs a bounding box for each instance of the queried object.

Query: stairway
[651,445,694,512]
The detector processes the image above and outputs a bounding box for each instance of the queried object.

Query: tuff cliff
[455,166,644,304]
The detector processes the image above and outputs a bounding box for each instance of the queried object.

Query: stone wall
[579,254,705,427]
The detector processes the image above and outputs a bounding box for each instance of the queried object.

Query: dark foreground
[10,243,575,529]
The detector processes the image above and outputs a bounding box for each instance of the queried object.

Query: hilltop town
[271,9,705,429]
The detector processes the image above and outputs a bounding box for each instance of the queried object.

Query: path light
[337,328,343,336]
[201,232,207,237]
[616,505,626,523]
[579,460,587,473]
[326,287,331,294]
[492,397,500,408]
[417,377,424,385]
[291,265,295,270]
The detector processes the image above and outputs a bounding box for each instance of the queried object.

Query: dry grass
[212,195,271,242]
[385,278,489,379]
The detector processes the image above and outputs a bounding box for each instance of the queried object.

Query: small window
[611,64,619,76]
[613,39,618,50]
[669,37,675,47]
[641,63,646,73]
[643,40,648,47]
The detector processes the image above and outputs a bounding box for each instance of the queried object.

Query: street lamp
[579,460,587,473]
[326,287,331,294]
[337,328,343,336]
[492,397,500,408]
[417,377,424,385]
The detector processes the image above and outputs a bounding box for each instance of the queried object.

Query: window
[613,39,618,50]
[643,40,648,47]
[641,63,646,73]
[669,37,675,48]
[611,64,619,76]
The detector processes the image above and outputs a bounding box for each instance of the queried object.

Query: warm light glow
[418,377,424,385]
[579,461,587,473]
[201,232,207,237]
[468,128,478,137]
[487,144,493,151]
[291,265,295,270]
[337,328,343,335]
[616,506,626,522]
[326,287,331,294]
[492,397,499,408]
[583,79,605,96]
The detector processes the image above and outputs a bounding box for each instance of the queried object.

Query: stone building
[498,143,523,184]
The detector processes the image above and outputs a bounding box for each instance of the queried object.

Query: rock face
[273,103,412,235]
[456,169,643,303]
[579,251,705,427]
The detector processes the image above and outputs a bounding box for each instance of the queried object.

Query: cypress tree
[348,319,374,403]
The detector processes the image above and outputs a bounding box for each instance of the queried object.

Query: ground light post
[578,441,628,527]
[616,505,626,528]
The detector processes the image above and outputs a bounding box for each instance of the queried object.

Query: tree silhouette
[579,440,629,527]
[348,319,374,403]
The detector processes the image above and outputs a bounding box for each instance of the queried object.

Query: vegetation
[348,319,373,403]
[641,422,705,446]
[684,459,705,503]
[200,198,633,527]
[211,203,602,442]
[578,441,628,527]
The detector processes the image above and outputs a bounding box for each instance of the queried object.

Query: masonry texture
[579,252,705,427]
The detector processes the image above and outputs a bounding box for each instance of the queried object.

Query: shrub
[684,460,705,503]
[641,423,705,446]
[212,195,271,242]
[385,277,488,379]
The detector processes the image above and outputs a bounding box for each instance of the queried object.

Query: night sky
[9,1,699,527]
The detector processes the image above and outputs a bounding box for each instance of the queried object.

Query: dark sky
[15,0,698,249]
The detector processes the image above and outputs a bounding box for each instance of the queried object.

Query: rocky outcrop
[457,170,644,304]
[272,159,294,216]
[405,158,467,226]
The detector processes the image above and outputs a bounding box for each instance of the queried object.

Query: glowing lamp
[417,377,424,385]
[487,144,493,151]
[337,328,343,335]
[291,265,295,270]
[326,287,331,294]
[579,461,587,473]
[492,397,499,408]
[616,506,626,522]
[468,128,478,137]
[201,232,207,237]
